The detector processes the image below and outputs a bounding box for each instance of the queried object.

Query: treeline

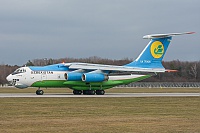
[0,65,19,84]
[0,56,200,84]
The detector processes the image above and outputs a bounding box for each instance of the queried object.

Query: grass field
[0,87,200,132]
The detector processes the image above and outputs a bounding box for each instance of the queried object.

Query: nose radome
[6,74,12,82]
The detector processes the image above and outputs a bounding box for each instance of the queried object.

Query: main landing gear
[36,88,44,95]
[73,90,105,95]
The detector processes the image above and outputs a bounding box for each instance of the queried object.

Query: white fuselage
[6,66,147,89]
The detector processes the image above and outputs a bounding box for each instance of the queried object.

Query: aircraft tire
[90,90,95,95]
[96,90,105,95]
[73,90,82,95]
[83,90,95,95]
[36,90,44,95]
[83,90,87,95]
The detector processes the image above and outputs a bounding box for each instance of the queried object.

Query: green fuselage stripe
[31,75,151,90]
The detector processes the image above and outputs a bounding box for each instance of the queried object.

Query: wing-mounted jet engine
[64,69,85,81]
[82,70,109,82]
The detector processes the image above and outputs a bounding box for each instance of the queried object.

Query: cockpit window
[12,68,26,75]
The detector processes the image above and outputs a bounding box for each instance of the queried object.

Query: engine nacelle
[64,72,82,81]
[82,73,109,82]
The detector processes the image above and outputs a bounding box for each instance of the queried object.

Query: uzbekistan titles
[31,71,53,74]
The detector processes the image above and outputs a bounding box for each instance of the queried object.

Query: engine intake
[64,72,82,81]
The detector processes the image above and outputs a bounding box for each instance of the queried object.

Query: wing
[64,32,194,74]
[64,63,166,73]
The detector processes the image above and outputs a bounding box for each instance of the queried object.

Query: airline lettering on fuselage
[31,71,53,74]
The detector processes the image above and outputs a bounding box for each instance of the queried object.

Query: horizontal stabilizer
[143,32,195,39]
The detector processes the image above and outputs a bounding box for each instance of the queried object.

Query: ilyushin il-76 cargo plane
[6,32,194,95]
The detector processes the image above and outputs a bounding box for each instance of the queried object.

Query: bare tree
[189,63,198,80]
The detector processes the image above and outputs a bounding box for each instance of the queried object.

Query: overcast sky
[0,0,199,65]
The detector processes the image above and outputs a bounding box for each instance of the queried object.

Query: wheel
[36,90,44,95]
[83,90,95,95]
[96,90,105,95]
[73,90,82,95]
[90,90,95,95]
[83,90,87,95]
[36,90,40,95]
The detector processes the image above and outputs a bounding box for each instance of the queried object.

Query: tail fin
[125,32,194,69]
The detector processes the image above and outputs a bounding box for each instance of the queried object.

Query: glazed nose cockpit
[6,75,19,85]
[6,68,28,88]
[11,68,26,75]
[6,74,14,85]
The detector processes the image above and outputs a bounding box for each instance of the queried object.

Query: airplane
[6,32,194,95]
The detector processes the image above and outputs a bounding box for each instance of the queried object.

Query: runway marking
[0,93,199,98]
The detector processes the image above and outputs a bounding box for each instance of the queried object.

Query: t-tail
[125,32,195,70]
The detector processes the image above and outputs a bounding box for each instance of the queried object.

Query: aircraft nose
[6,74,12,82]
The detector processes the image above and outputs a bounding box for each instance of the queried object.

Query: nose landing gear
[36,88,44,95]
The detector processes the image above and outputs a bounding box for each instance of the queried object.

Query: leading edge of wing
[64,63,165,73]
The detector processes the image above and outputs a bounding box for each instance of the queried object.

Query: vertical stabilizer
[125,32,194,69]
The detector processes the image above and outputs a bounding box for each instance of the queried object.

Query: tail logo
[150,41,164,58]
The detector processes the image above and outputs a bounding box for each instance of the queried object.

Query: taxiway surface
[0,93,199,98]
